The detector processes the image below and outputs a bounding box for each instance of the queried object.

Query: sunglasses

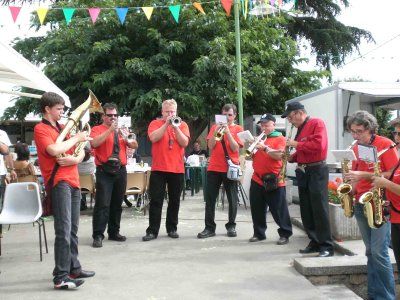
[106,114,118,118]
[392,131,400,137]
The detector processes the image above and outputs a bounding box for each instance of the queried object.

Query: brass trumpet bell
[214,127,225,141]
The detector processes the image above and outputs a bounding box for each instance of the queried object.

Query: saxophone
[278,125,294,184]
[337,140,357,218]
[359,161,384,229]
[56,90,104,157]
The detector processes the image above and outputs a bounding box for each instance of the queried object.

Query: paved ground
[1,191,360,299]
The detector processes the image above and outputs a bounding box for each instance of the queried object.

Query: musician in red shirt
[142,99,190,241]
[249,113,292,244]
[34,92,94,289]
[282,101,333,257]
[345,110,397,300]
[197,104,243,239]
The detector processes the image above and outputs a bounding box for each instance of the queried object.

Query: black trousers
[204,171,238,232]
[249,180,292,240]
[391,223,400,274]
[295,164,333,251]
[146,171,183,236]
[92,166,127,239]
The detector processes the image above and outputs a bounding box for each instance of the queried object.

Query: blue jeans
[354,203,395,300]
[52,181,81,282]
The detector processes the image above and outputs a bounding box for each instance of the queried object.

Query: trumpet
[245,132,267,158]
[214,126,225,141]
[278,125,294,184]
[337,140,357,218]
[170,116,182,127]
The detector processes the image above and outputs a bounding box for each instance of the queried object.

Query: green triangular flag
[168,5,181,23]
[63,8,75,25]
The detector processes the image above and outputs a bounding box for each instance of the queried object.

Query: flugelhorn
[337,140,357,218]
[214,127,225,141]
[278,125,294,184]
[170,116,182,127]
[245,132,267,158]
[56,90,103,157]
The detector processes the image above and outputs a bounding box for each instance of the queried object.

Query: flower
[328,180,341,205]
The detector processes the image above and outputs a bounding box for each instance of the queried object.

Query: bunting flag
[88,8,101,24]
[278,0,282,6]
[270,0,275,7]
[264,0,269,16]
[63,8,75,25]
[241,0,248,19]
[221,0,233,16]
[193,2,205,15]
[169,5,181,23]
[115,7,128,24]
[142,7,154,20]
[294,0,298,10]
[36,7,49,25]
[9,6,22,23]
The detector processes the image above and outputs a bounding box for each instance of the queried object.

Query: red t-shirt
[292,118,328,164]
[34,121,80,188]
[148,119,190,173]
[207,123,244,172]
[386,166,400,224]
[252,135,286,187]
[90,124,128,166]
[352,135,398,201]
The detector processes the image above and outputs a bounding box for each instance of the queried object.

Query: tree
[6,0,326,142]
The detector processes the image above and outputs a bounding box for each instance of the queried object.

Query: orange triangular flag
[221,0,233,16]
[193,2,205,15]
[141,7,154,20]
[9,6,22,23]
[36,7,49,25]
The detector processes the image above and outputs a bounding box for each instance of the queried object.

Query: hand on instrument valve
[344,170,364,184]
[108,120,118,132]
[286,140,298,148]
[75,131,92,143]
[56,154,79,166]
[371,175,390,189]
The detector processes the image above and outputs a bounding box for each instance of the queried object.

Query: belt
[298,160,326,168]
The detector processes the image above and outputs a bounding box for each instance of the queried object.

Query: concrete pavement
[0,191,361,299]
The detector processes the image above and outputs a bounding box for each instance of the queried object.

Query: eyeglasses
[392,131,400,137]
[350,129,367,135]
[106,114,118,118]
[287,111,297,121]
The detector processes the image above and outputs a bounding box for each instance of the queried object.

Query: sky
[0,0,399,115]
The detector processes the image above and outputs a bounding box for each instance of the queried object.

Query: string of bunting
[4,0,288,26]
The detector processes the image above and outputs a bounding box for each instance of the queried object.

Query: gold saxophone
[359,161,385,228]
[337,140,357,218]
[278,125,294,184]
[56,90,104,157]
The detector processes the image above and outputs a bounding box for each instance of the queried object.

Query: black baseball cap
[257,113,276,124]
[281,101,304,118]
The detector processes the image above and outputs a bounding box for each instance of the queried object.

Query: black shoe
[277,237,289,245]
[92,236,102,248]
[54,277,84,289]
[249,236,265,242]
[168,231,179,239]
[299,245,319,254]
[227,228,237,237]
[108,233,127,242]
[124,198,133,207]
[142,233,157,241]
[197,229,216,239]
[80,204,88,211]
[318,250,334,257]
[69,270,95,279]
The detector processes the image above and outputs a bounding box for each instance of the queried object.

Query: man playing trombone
[248,113,292,244]
[142,99,190,241]
[197,104,243,239]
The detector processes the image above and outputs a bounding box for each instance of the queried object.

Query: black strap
[220,139,231,163]
[294,116,310,140]
[112,130,120,156]
[387,160,400,213]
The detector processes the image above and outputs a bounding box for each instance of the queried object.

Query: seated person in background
[12,142,37,183]
[78,146,96,211]
[189,140,208,157]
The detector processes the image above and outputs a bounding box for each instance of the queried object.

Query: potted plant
[328,177,361,241]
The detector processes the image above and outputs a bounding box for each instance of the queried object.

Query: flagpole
[234,0,244,127]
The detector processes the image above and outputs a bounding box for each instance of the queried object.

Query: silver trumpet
[170,116,182,127]
[245,132,267,158]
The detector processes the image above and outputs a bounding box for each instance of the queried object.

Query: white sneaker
[54,277,84,289]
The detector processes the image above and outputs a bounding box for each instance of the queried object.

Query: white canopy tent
[0,39,70,107]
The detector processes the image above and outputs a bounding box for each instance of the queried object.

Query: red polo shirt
[352,135,398,201]
[34,121,80,188]
[386,166,400,224]
[90,124,128,166]
[292,118,328,164]
[252,135,286,187]
[207,123,244,172]
[148,119,190,173]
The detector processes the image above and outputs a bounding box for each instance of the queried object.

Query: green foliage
[376,107,392,139]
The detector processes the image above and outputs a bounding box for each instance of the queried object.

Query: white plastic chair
[0,182,48,261]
